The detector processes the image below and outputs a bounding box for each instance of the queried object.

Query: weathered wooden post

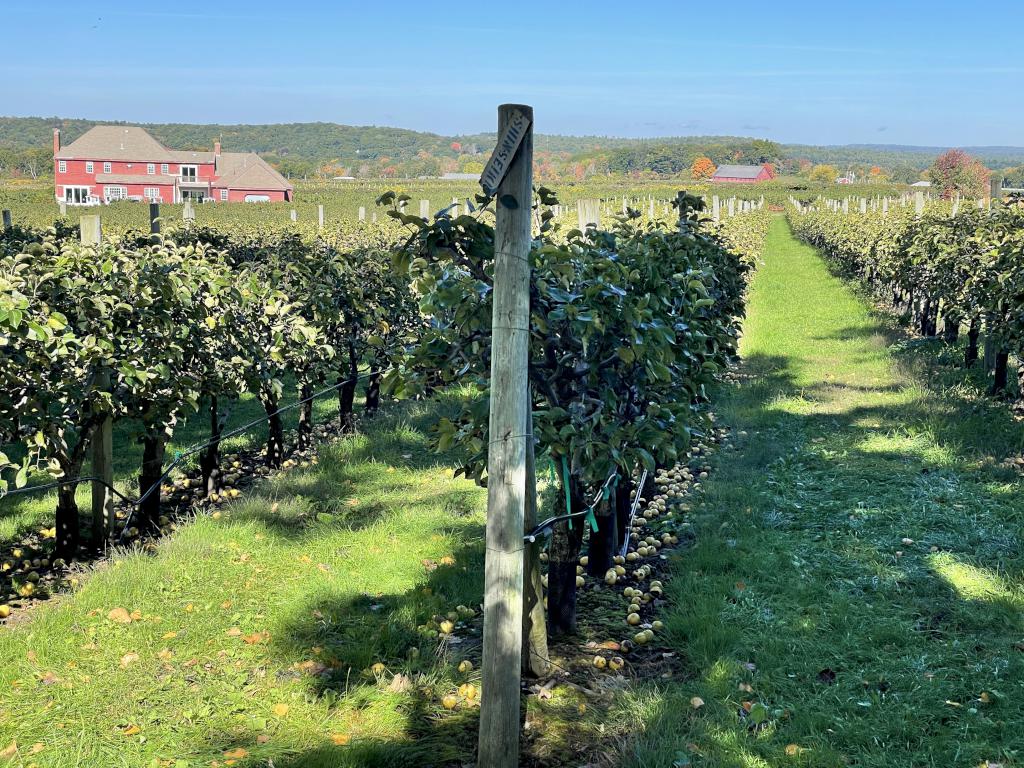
[81,215,114,546]
[183,200,195,222]
[452,196,460,217]
[990,177,1002,203]
[149,202,160,235]
[290,209,297,222]
[712,195,720,223]
[915,191,925,217]
[1,210,11,230]
[58,200,68,216]
[358,206,366,221]
[318,204,325,230]
[477,103,533,768]
[727,198,735,217]
[420,199,429,218]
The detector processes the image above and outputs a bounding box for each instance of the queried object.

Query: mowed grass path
[626,219,1024,767]
[0,398,487,767]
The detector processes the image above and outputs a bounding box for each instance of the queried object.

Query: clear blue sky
[5,0,1023,146]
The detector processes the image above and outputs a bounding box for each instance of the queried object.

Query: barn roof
[57,126,174,161]
[712,164,766,179]
[213,152,293,191]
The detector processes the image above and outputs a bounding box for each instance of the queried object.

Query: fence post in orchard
[290,209,297,222]
[81,215,115,546]
[318,204,325,230]
[712,195,720,223]
[477,103,533,768]
[358,206,366,221]
[915,191,925,217]
[990,177,1002,204]
[420,199,430,218]
[1,210,11,230]
[149,202,161,235]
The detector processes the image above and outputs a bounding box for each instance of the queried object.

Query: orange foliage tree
[690,156,716,180]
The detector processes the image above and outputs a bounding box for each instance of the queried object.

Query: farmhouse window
[58,160,66,173]
[147,163,155,175]
[86,161,94,173]
[105,186,127,201]
[144,188,161,201]
[103,162,112,173]
[180,165,197,181]
[161,163,169,174]
[220,189,228,200]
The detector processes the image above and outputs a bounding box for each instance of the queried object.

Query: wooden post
[149,202,160,235]
[420,199,429,218]
[81,216,114,545]
[358,206,366,221]
[478,103,532,768]
[712,195,720,223]
[915,191,925,217]
[183,200,195,222]
[318,204,324,230]
[991,177,1002,202]
[59,200,67,216]
[1,210,11,230]
[290,209,297,222]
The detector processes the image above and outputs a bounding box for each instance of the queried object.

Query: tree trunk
[138,434,166,527]
[521,407,548,678]
[965,318,980,367]
[364,371,381,416]
[338,342,358,434]
[586,495,616,577]
[547,473,585,635]
[264,395,284,468]
[55,479,81,560]
[991,350,1009,395]
[200,396,223,495]
[942,311,959,344]
[297,383,314,449]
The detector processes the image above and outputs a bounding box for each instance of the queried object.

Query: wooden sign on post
[477,103,534,768]
[479,106,532,196]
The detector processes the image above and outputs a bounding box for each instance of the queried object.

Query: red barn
[711,164,774,184]
[53,126,293,206]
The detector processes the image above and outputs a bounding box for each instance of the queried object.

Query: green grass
[0,396,490,767]
[623,218,1024,767]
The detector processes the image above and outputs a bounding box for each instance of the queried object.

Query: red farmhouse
[53,126,293,206]
[711,164,774,183]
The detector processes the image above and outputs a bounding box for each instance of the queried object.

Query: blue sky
[4,1,1023,146]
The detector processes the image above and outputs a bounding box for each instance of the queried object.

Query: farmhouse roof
[169,150,216,163]
[213,152,293,191]
[57,126,174,161]
[712,164,765,179]
[96,173,177,185]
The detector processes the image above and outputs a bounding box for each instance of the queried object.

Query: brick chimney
[214,140,221,156]
[53,128,61,156]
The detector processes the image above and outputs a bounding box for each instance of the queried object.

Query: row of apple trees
[381,190,769,634]
[789,199,1024,392]
[0,221,419,557]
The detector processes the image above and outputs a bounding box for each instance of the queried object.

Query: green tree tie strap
[560,455,573,530]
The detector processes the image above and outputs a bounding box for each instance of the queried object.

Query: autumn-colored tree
[809,164,839,183]
[574,162,586,181]
[690,156,716,180]
[928,149,991,199]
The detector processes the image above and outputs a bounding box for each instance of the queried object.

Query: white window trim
[85,161,94,173]
[103,162,112,174]
[105,185,128,201]
[161,163,169,174]
[179,165,198,181]
[220,189,228,201]
[58,160,67,173]
[147,163,155,175]
[144,187,162,201]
